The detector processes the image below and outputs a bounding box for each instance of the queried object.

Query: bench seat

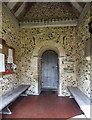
[0,85,30,114]
[67,86,92,118]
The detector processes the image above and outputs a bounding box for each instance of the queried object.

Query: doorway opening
[40,50,59,94]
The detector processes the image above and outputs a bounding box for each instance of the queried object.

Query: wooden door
[41,50,59,90]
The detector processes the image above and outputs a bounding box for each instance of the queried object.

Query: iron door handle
[52,66,58,69]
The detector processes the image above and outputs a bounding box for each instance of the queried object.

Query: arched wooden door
[41,50,59,90]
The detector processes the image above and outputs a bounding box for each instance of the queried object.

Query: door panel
[41,50,58,90]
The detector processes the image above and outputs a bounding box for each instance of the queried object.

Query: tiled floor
[2,94,83,119]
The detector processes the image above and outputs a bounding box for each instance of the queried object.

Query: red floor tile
[2,95,83,119]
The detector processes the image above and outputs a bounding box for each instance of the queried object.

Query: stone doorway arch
[38,45,64,95]
[31,41,65,96]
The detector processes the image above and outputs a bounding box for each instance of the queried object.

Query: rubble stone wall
[76,10,91,98]
[0,10,21,95]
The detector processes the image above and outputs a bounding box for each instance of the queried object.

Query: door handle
[52,66,58,69]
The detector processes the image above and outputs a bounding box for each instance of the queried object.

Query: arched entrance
[41,50,59,92]
[32,43,66,96]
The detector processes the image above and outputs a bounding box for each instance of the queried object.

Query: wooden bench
[67,86,92,118]
[0,85,30,114]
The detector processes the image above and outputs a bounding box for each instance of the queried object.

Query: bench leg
[69,95,73,98]
[21,91,28,96]
[2,107,12,114]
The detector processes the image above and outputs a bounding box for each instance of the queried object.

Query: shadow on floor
[40,91,57,95]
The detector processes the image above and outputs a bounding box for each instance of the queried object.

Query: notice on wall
[0,53,5,72]
[8,49,13,57]
[8,49,13,63]
[7,56,13,63]
[0,44,2,49]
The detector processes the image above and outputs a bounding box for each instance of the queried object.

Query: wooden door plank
[41,50,58,90]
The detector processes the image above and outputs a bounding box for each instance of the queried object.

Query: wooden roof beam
[4,2,9,5]
[17,2,35,21]
[65,3,80,18]
[78,2,90,25]
[7,2,17,10]
[14,2,26,17]
[2,3,19,26]
[11,2,23,14]
[78,2,86,8]
[70,1,83,13]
